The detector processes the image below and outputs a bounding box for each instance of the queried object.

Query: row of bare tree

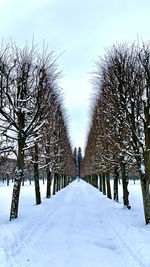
[0,41,76,220]
[81,41,150,224]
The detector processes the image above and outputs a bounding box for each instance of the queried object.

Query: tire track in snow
[104,215,144,267]
[7,187,68,266]
[79,181,144,267]
[86,183,145,267]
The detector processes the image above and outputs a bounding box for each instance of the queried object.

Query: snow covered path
[1,179,150,267]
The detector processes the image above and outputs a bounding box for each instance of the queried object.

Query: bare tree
[83,41,150,223]
[0,41,61,220]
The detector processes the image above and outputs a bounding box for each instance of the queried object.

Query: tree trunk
[58,174,61,190]
[64,175,66,187]
[66,176,69,186]
[56,173,59,192]
[98,174,100,190]
[22,177,24,186]
[99,173,102,192]
[106,172,112,199]
[136,149,150,224]
[141,104,150,224]
[92,175,94,187]
[95,174,98,188]
[140,174,150,224]
[10,134,25,220]
[121,162,130,208]
[52,173,57,195]
[34,142,41,205]
[7,175,9,186]
[113,167,119,202]
[102,172,106,195]
[46,166,51,198]
[59,174,62,190]
[61,175,64,189]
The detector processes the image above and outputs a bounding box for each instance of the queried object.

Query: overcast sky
[0,0,150,152]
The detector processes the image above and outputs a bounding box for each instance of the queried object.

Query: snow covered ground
[0,179,150,267]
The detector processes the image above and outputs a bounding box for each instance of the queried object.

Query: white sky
[0,0,150,153]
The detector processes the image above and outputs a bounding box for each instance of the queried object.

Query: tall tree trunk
[10,134,25,220]
[141,104,150,224]
[106,172,112,199]
[58,174,61,190]
[22,177,24,186]
[34,142,41,205]
[64,175,67,187]
[90,175,92,185]
[61,174,64,189]
[52,173,57,195]
[113,167,119,202]
[140,177,150,224]
[102,172,106,195]
[93,175,95,187]
[121,162,130,208]
[92,175,94,187]
[59,174,62,190]
[98,174,100,190]
[56,173,59,192]
[95,174,98,188]
[136,149,150,224]
[46,165,51,198]
[7,175,9,186]
[99,173,102,192]
[90,175,93,186]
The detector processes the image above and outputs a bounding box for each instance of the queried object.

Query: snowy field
[0,179,150,267]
